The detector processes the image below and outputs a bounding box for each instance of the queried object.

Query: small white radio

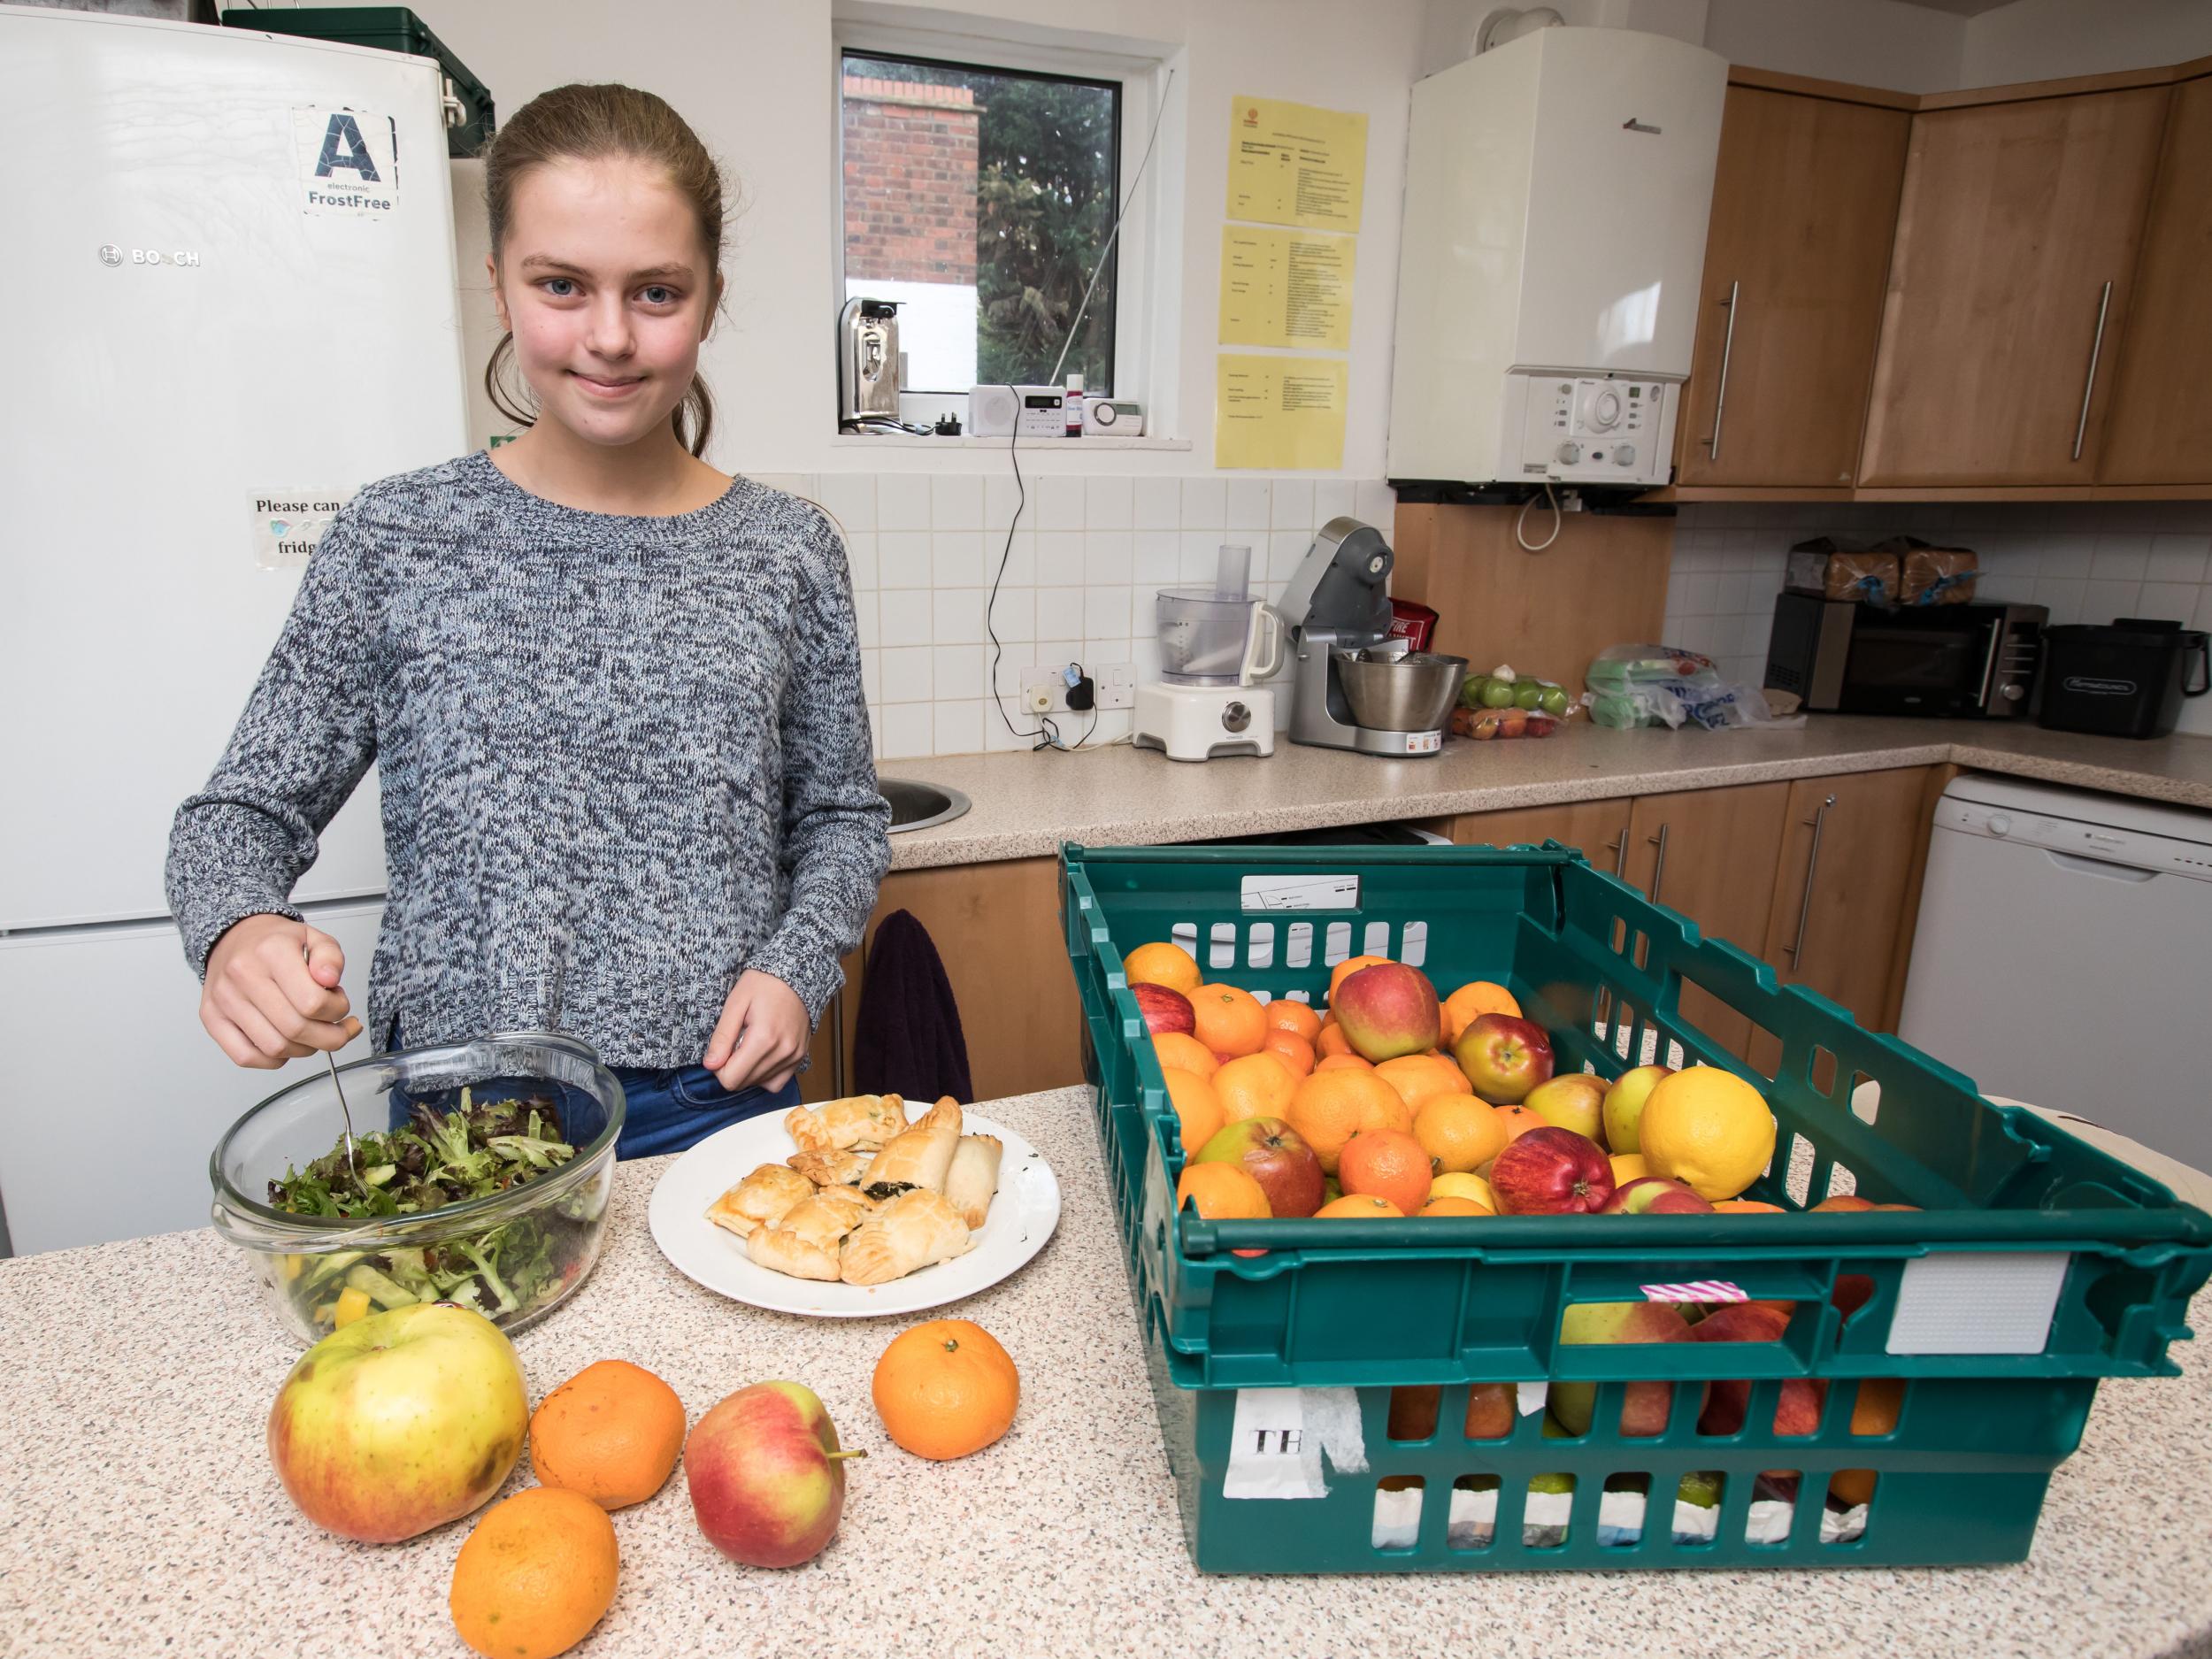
[968,384,1068,438]
[1082,398,1144,436]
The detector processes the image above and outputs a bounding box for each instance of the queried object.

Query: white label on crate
[1886,1252,2070,1355]
[1517,1380,1549,1417]
[1223,1388,1367,1499]
[1241,873,1360,912]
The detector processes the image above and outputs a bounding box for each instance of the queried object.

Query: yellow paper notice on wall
[1219,225,1356,351]
[1216,354,1348,471]
[1226,96,1368,233]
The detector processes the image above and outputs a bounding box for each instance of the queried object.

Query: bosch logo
[96,244,122,266]
[99,244,202,267]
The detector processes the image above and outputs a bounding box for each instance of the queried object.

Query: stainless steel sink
[880,779,971,833]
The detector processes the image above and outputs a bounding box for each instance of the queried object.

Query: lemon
[1639,1067,1777,1202]
[1429,1171,1496,1209]
[1609,1153,1648,1186]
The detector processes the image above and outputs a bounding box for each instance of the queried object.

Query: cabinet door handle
[1605,833,1629,879]
[1705,280,1739,458]
[2071,280,2113,463]
[1785,795,1838,967]
[1646,824,1671,904]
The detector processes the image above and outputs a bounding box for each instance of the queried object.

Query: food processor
[1281,517,1467,756]
[1131,545,1284,762]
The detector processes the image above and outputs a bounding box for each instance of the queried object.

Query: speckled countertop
[886,717,2212,869]
[3,1087,2208,1659]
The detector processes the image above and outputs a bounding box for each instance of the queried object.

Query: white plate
[647,1112,1062,1317]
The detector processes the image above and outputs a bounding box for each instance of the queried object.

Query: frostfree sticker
[293,107,399,214]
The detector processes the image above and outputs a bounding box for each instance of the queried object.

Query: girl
[166,84,890,1158]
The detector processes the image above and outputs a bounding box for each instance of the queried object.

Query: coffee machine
[839,296,920,433]
[1281,518,1466,756]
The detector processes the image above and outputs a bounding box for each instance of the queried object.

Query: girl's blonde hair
[482,83,727,457]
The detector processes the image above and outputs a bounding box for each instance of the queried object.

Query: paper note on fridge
[1219,226,1355,351]
[252,490,354,570]
[1216,355,1348,471]
[1226,96,1368,232]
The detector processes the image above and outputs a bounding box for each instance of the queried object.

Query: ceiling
[1892,0,2018,14]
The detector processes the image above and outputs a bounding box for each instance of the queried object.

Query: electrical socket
[1094,663,1135,710]
[1023,685,1055,715]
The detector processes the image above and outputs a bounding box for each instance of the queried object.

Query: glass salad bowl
[211,1032,625,1347]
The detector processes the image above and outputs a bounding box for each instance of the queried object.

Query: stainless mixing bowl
[1334,649,1470,733]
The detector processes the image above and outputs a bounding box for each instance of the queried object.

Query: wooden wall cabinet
[1677,85,1911,488]
[2098,74,2212,486]
[1857,88,2171,488]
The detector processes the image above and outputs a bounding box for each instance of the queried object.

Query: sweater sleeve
[744,511,892,1023]
[164,508,380,976]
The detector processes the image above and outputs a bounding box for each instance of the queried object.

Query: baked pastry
[944,1135,1002,1230]
[747,1224,843,1281]
[840,1189,973,1286]
[784,1094,909,1156]
[778,1187,874,1248]
[787,1148,870,1187]
[859,1111,959,1199]
[705,1164,813,1240]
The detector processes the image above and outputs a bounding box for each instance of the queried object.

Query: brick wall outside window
[843,76,980,286]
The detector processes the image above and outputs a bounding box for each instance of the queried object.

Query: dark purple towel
[850,909,974,1102]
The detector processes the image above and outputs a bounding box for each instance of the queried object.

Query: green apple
[1523,1074,1606,1141]
[1515,680,1545,710]
[1479,678,1517,710]
[1539,685,1571,717]
[266,1302,526,1543]
[1460,674,1491,710]
[1601,1064,1674,1156]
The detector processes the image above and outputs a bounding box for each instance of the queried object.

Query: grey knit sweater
[165,450,891,1068]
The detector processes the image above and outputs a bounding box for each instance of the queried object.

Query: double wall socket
[1020,663,1134,713]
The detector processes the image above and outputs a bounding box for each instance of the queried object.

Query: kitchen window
[835,27,1166,431]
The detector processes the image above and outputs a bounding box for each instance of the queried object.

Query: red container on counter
[1387,599,1438,652]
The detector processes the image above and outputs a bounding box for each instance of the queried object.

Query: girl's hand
[703,969,810,1094]
[201,914,363,1069]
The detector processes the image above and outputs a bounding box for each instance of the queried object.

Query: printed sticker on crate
[1886,1251,2070,1355]
[1223,1387,1367,1499]
[1240,873,1359,912]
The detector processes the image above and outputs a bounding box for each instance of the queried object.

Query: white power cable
[1516,482,1563,552]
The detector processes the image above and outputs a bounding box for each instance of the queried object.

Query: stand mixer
[1132,544,1284,761]
[1281,517,1467,756]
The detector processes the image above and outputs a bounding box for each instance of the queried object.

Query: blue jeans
[606,1064,799,1160]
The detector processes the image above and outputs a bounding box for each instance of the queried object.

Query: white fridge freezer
[0,8,468,1251]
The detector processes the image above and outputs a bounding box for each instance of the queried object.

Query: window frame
[831,16,1169,433]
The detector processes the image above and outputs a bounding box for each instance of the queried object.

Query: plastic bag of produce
[1579,644,1802,732]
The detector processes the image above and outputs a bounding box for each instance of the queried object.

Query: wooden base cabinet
[1446,799,1633,876]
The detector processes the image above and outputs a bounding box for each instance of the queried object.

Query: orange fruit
[1441,980,1522,1043]
[1286,1069,1415,1175]
[1315,1193,1404,1218]
[1429,1171,1496,1209]
[1489,1102,1542,1155]
[528,1360,687,1510]
[1414,1094,1509,1174]
[1262,1029,1317,1078]
[1175,1161,1271,1219]
[1214,1052,1298,1123]
[1265,999,1322,1041]
[1714,1199,1786,1214]
[449,1486,618,1659]
[1337,1128,1435,1217]
[1609,1153,1650,1187]
[1124,941,1201,995]
[872,1318,1020,1461]
[1314,1021,1356,1060]
[1190,983,1268,1059]
[1161,1066,1224,1154]
[1417,1196,1492,1217]
[1152,1032,1218,1079]
[1374,1054,1471,1110]
[1327,955,1393,1004]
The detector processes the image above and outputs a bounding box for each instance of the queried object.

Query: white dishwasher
[1900,774,2212,1173]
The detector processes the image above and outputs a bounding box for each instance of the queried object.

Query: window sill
[829,433,1192,451]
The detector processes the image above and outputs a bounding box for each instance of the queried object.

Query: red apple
[687,1381,859,1568]
[1699,1373,1827,1438]
[1691,1301,1793,1344]
[1194,1117,1325,1218]
[1550,1300,1697,1437]
[1464,1382,1516,1440]
[1453,1012,1555,1104]
[1131,982,1195,1037]
[1523,1073,1606,1141]
[266,1302,527,1544]
[1601,1176,1718,1216]
[1489,1126,1615,1215]
[1333,962,1441,1063]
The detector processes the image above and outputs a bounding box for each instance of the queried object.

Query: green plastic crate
[220,7,495,157]
[1060,841,2212,1572]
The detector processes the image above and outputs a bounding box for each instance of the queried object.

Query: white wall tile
[1271,479,1315,531]
[2035,577,2086,626]
[858,649,881,704]
[2090,535,2151,579]
[879,591,931,649]
[2082,577,2141,623]
[1716,572,1750,616]
[986,529,1035,588]
[1133,530,1179,586]
[1665,572,1690,615]
[932,531,986,588]
[1315,480,1355,524]
[817,473,875,534]
[1355,480,1397,533]
[1180,478,1227,528]
[984,472,1025,531]
[853,590,879,649]
[2196,588,2212,631]
[1084,476,1133,530]
[933,588,986,644]
[1133,475,1180,530]
[1682,573,1719,615]
[1036,530,1086,588]
[1036,588,1085,641]
[2147,535,2211,584]
[1085,586,1133,638]
[877,473,932,532]
[933,643,984,700]
[2138,581,2200,622]
[930,473,982,531]
[881,703,933,760]
[878,530,931,587]
[1227,478,1272,530]
[1085,528,1133,585]
[1270,527,1310,580]
[1037,475,1086,532]
[986,587,1034,643]
[983,713,1035,753]
[842,532,878,591]
[880,646,932,703]
[1179,530,1228,583]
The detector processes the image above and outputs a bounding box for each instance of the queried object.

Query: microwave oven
[1763,592,2047,718]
